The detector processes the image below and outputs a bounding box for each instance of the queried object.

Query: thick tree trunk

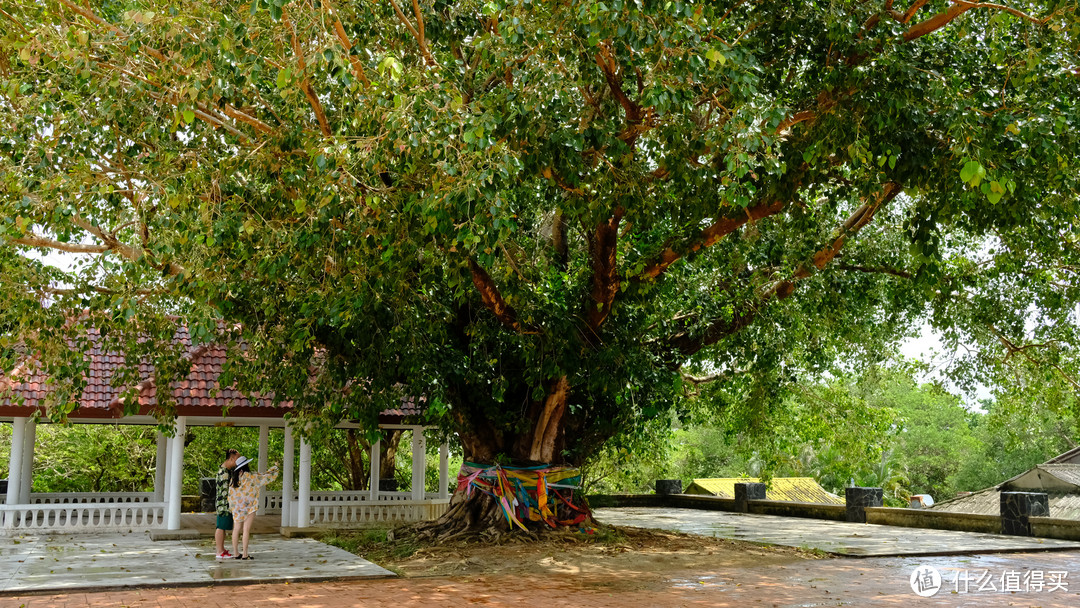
[528,375,569,462]
[380,429,403,481]
[344,429,366,491]
[413,466,594,539]
[410,366,610,539]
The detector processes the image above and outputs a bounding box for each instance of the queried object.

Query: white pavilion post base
[410,426,426,501]
[165,417,187,530]
[297,435,311,528]
[257,424,269,515]
[438,441,450,499]
[154,431,167,502]
[19,418,36,504]
[368,437,381,502]
[3,418,26,528]
[281,424,294,528]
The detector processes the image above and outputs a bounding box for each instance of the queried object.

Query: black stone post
[199,477,217,513]
[845,487,883,523]
[1000,492,1049,536]
[734,482,767,513]
[378,478,399,492]
[655,479,682,496]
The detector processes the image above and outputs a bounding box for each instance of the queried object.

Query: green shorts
[216,513,234,531]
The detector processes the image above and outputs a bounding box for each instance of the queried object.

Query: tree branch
[468,258,536,334]
[30,285,163,296]
[951,0,1047,25]
[776,110,816,134]
[63,2,272,141]
[8,232,110,255]
[529,375,569,462]
[550,210,569,272]
[387,0,439,67]
[0,6,30,35]
[776,88,856,137]
[101,63,253,141]
[595,43,650,146]
[585,207,625,334]
[8,220,185,277]
[834,263,913,279]
[78,214,185,276]
[540,167,584,196]
[324,1,372,89]
[283,8,332,137]
[901,0,931,23]
[681,371,737,385]
[903,0,1047,42]
[663,306,759,361]
[763,182,903,300]
[636,199,786,281]
[661,183,903,362]
[220,104,274,135]
[988,324,1080,391]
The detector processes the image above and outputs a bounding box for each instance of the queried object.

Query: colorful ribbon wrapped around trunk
[456,462,590,530]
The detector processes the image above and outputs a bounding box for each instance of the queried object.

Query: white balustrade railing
[262,490,444,513]
[28,492,156,505]
[0,502,167,535]
[306,499,450,527]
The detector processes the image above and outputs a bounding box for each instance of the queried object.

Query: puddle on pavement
[668,575,728,590]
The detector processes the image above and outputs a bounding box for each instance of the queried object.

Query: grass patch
[319,527,422,563]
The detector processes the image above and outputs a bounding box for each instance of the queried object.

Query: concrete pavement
[593,506,1080,557]
[0,532,393,595]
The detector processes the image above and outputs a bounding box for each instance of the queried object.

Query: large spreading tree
[1,0,1078,531]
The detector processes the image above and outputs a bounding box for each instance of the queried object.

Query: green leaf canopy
[1,0,1078,465]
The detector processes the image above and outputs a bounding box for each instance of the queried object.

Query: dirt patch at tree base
[321,525,827,581]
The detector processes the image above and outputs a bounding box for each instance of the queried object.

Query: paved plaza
[593,506,1080,556]
[6,508,1080,604]
[5,550,1080,607]
[0,532,393,594]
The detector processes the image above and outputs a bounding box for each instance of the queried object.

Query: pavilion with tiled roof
[930,461,1080,520]
[0,327,449,535]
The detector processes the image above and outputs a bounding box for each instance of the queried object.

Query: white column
[154,432,167,502]
[19,418,37,504]
[297,435,312,528]
[162,434,172,506]
[257,424,269,515]
[438,441,450,499]
[4,418,26,527]
[368,437,381,502]
[281,424,294,528]
[410,427,426,500]
[166,417,186,530]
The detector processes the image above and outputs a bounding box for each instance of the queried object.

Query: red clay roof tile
[1,326,422,423]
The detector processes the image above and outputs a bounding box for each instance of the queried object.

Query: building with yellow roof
[684,478,844,505]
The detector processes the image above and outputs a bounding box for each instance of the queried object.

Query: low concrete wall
[668,494,737,512]
[865,507,1000,534]
[1031,516,1080,541]
[748,499,847,521]
[586,494,665,509]
[590,493,1080,542]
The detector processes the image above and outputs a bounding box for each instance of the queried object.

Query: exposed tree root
[404,489,596,543]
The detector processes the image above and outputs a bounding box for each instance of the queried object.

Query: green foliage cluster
[587,363,1080,506]
[0,0,1078,482]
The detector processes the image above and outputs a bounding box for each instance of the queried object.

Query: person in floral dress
[215,449,240,560]
[228,455,279,560]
